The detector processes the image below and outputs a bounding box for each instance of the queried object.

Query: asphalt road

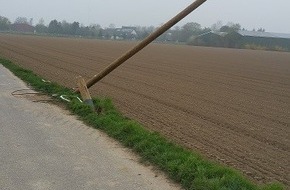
[0,65,180,190]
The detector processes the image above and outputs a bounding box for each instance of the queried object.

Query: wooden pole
[76,76,95,110]
[75,0,207,93]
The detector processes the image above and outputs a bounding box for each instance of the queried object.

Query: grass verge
[0,57,284,190]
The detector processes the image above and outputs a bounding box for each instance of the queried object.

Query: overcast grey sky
[1,0,289,33]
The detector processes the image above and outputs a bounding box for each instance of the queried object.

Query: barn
[191,31,227,47]
[227,31,290,50]
[192,30,290,51]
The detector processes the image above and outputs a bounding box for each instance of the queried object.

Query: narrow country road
[0,65,180,190]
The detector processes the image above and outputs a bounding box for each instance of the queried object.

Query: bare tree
[29,18,33,25]
[38,18,45,25]
[109,23,115,29]
[14,17,28,24]
[211,20,223,31]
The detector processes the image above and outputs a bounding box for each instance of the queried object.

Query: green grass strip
[0,57,284,190]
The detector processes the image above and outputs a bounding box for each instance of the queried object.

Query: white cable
[60,95,83,103]
[41,79,51,83]
[60,95,71,102]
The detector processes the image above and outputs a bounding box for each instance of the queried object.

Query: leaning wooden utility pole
[75,0,207,93]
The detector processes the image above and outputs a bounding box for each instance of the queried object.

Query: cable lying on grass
[11,88,82,104]
[60,95,82,103]
[11,89,54,103]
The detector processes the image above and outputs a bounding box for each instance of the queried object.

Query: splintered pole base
[76,76,95,110]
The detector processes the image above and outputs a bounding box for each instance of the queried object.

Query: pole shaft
[81,0,207,91]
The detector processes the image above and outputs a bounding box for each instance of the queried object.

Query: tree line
[0,16,102,38]
[0,16,266,43]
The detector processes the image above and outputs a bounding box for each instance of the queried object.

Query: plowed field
[1,34,289,187]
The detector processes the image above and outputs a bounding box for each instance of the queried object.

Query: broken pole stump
[76,76,95,110]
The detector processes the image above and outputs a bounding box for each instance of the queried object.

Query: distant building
[191,30,290,51]
[102,26,138,40]
[11,23,35,33]
[115,26,138,40]
[191,31,228,47]
[228,30,290,49]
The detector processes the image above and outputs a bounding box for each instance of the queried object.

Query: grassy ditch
[0,57,284,190]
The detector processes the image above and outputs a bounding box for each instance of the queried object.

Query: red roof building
[11,23,35,33]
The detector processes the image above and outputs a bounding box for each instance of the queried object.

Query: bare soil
[1,34,289,187]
